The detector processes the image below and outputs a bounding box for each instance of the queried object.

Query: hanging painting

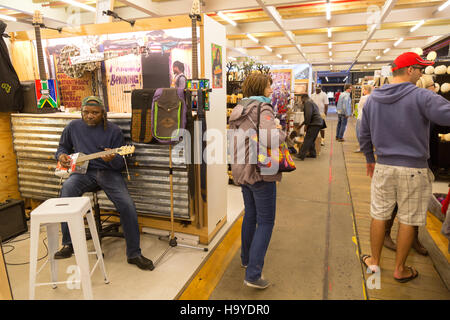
[211,43,223,89]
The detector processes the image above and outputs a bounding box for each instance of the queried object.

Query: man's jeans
[336,114,348,139]
[240,181,277,282]
[60,169,141,259]
[355,118,361,145]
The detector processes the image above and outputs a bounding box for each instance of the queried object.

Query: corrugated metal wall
[10,114,192,220]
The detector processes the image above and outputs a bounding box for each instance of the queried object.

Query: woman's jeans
[59,169,142,259]
[336,114,348,139]
[240,181,277,282]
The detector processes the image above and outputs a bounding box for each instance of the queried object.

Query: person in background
[359,52,450,283]
[172,60,186,89]
[311,84,329,146]
[383,74,438,256]
[355,85,373,152]
[295,88,326,160]
[334,90,341,105]
[228,73,286,290]
[335,84,353,142]
[54,96,155,271]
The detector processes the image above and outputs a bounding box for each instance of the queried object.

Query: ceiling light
[228,56,237,61]
[368,63,371,66]
[330,65,333,69]
[276,54,282,59]
[266,6,283,25]
[376,55,381,60]
[264,45,273,53]
[410,20,425,33]
[383,48,390,54]
[61,0,96,12]
[326,1,331,21]
[343,76,348,82]
[286,30,295,42]
[328,42,332,49]
[329,51,332,57]
[296,44,302,50]
[438,0,450,11]
[284,60,289,63]
[217,11,237,27]
[0,13,17,22]
[246,33,259,44]
[394,38,404,47]
[327,28,332,38]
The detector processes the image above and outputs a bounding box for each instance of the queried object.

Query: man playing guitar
[54,96,155,271]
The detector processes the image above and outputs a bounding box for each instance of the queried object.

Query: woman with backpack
[228,73,286,289]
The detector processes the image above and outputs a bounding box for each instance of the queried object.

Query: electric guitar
[55,145,135,178]
[32,11,60,110]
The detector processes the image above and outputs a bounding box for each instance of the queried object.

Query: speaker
[20,81,59,114]
[0,199,27,242]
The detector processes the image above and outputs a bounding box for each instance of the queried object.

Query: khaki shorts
[370,163,434,226]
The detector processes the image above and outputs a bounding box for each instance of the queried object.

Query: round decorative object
[425,66,435,75]
[59,45,85,78]
[426,51,437,61]
[435,83,440,93]
[441,83,450,93]
[435,65,447,75]
[447,66,450,74]
[411,48,423,55]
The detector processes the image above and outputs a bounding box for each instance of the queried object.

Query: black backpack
[0,21,23,112]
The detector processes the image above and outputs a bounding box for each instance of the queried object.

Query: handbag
[254,102,296,173]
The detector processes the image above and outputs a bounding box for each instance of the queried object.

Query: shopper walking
[335,84,353,142]
[359,52,450,283]
[228,73,286,289]
[295,89,326,160]
[311,84,329,146]
[355,85,372,152]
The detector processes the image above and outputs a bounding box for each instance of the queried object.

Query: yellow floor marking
[426,211,450,263]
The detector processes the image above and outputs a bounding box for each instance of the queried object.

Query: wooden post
[0,113,20,202]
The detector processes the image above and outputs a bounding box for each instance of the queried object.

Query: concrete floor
[210,114,366,300]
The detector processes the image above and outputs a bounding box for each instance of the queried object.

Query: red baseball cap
[392,52,434,71]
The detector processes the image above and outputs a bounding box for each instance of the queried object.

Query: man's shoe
[306,154,316,158]
[294,154,305,161]
[338,138,345,142]
[128,255,155,271]
[244,278,270,289]
[54,245,73,259]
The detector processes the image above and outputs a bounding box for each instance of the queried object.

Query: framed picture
[211,43,223,88]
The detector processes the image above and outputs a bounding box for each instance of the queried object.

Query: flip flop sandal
[394,266,418,283]
[360,254,377,273]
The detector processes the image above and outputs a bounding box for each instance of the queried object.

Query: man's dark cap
[82,96,104,108]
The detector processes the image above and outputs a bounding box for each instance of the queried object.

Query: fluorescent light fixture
[438,0,450,11]
[276,54,282,59]
[376,55,381,60]
[235,47,247,56]
[228,56,237,61]
[368,63,371,66]
[326,1,331,21]
[0,13,17,22]
[329,51,332,57]
[394,38,404,47]
[286,30,295,42]
[264,45,273,53]
[284,60,289,63]
[330,58,333,61]
[246,33,259,44]
[343,76,348,82]
[326,77,329,82]
[296,44,302,50]
[330,65,333,69]
[328,42,332,49]
[217,11,237,27]
[327,28,332,38]
[61,0,96,12]
[383,48,390,54]
[410,20,425,33]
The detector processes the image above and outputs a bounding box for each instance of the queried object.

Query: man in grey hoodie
[359,52,450,283]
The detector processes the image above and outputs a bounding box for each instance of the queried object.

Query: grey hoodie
[360,82,450,168]
[228,98,286,185]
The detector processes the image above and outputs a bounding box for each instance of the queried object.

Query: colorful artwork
[271,69,292,114]
[211,43,223,89]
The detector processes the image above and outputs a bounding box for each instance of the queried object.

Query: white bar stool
[29,197,109,300]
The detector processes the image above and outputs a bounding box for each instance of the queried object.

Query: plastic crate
[428,193,447,222]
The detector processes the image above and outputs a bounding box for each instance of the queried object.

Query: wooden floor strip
[177,214,244,300]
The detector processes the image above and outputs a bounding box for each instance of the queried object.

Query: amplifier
[0,199,27,242]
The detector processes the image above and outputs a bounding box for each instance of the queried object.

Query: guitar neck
[191,18,198,80]
[77,148,119,162]
[34,24,47,80]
